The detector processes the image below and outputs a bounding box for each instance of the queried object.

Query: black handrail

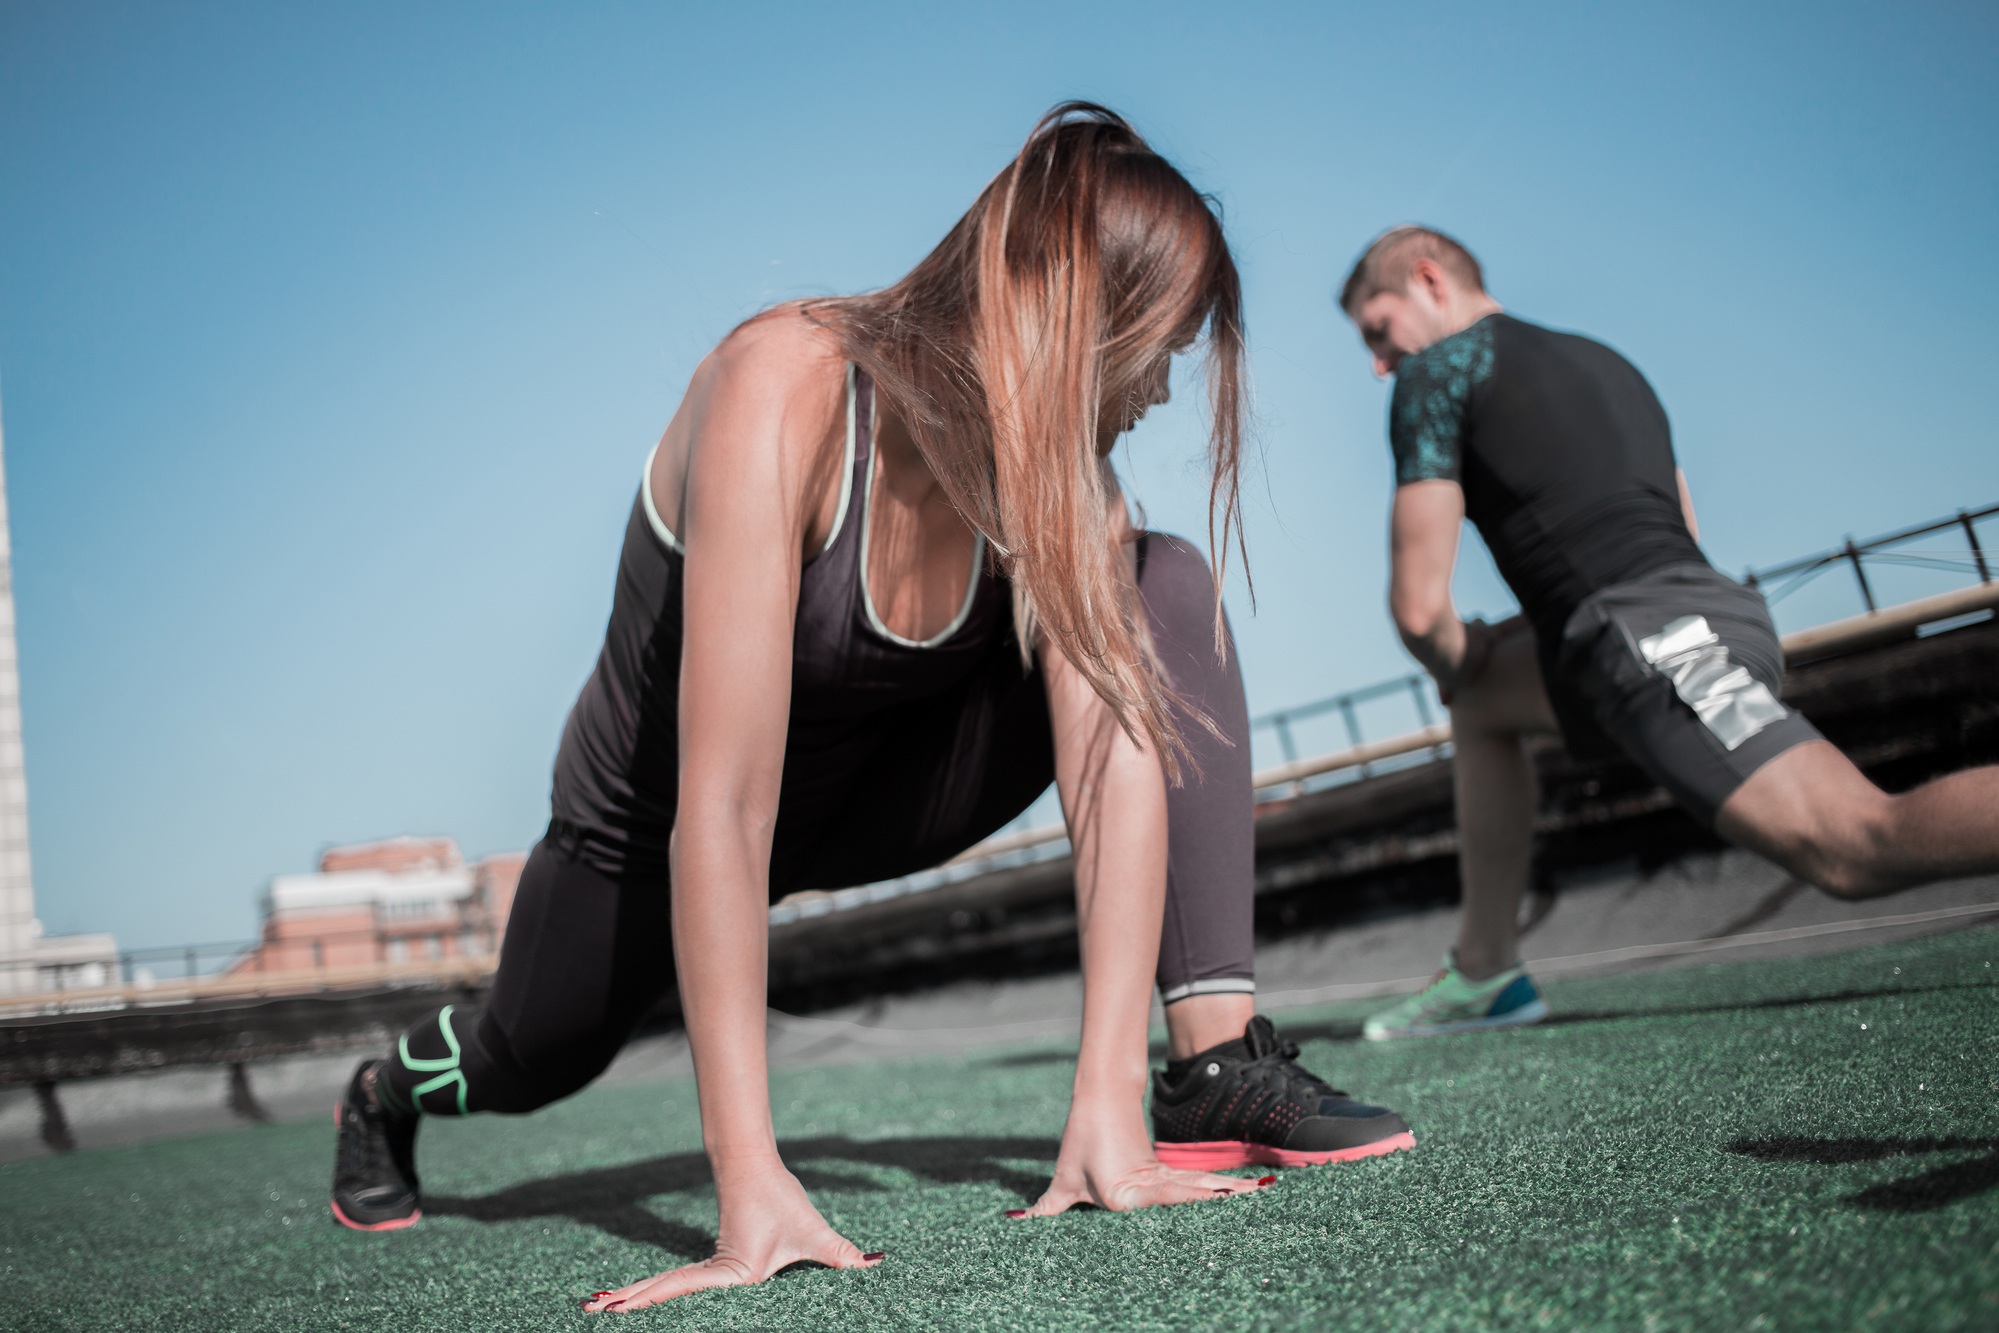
[1744,503,1996,591]
[1254,500,1998,760]
[36,501,1994,993]
[1253,673,1437,765]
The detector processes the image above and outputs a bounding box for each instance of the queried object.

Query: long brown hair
[809,102,1247,779]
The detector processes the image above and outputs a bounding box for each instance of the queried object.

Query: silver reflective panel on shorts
[1637,615,1789,751]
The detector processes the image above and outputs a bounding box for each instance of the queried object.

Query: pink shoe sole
[329,1199,423,1231]
[330,1097,422,1232]
[1154,1130,1416,1171]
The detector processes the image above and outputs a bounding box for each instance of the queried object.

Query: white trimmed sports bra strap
[639,439,684,554]
[638,364,860,559]
[855,369,987,650]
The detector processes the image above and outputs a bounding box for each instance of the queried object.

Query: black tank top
[550,366,1012,871]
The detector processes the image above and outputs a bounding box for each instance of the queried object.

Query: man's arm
[1389,479,1486,695]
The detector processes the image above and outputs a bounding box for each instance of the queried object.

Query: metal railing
[23,499,1999,1003]
[1745,503,1996,611]
[0,941,251,998]
[0,953,499,1019]
[1253,673,1439,771]
[1246,501,1999,775]
[1,919,500,999]
[115,938,257,985]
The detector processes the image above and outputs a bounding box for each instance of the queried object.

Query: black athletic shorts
[1547,563,1825,827]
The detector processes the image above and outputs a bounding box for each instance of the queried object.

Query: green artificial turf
[3,926,1997,1332]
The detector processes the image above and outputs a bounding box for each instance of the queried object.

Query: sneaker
[330,1059,422,1231]
[1362,953,1549,1041]
[1151,1015,1415,1170]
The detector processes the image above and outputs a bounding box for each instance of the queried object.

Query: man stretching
[1337,226,1999,1040]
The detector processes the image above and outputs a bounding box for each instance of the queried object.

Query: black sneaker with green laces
[1151,1015,1415,1170]
[330,1059,422,1231]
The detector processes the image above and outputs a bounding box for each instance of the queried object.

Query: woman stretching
[329,104,1412,1311]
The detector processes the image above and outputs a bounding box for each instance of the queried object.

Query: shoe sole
[1365,998,1550,1041]
[1154,1130,1416,1171]
[329,1198,423,1231]
[329,1097,422,1232]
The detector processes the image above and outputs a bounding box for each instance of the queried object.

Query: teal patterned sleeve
[1388,319,1494,485]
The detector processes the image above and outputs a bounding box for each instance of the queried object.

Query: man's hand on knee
[1432,618,1494,706]
[1444,619,1556,736]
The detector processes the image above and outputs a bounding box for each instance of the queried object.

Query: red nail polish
[862,1251,886,1261]
[1257,1175,1278,1186]
[1003,1208,1028,1219]
[591,1292,615,1299]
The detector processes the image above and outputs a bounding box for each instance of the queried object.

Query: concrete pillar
[0,404,35,995]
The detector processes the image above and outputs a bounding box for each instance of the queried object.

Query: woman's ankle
[1163,992,1254,1060]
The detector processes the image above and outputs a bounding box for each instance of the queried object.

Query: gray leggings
[379,533,1253,1117]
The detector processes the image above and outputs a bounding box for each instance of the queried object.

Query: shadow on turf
[1727,1136,1999,1212]
[426,1135,1060,1256]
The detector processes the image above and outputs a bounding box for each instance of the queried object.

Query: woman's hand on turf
[580,1159,881,1312]
[1029,590,1267,1219]
[1021,1106,1263,1216]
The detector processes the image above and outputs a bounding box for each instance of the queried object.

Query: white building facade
[0,397,119,994]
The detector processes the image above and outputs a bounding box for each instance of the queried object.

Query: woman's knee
[1136,532,1221,630]
[472,1065,601,1114]
[448,1005,623,1115]
[468,1043,618,1114]
[1137,532,1249,754]
[484,1025,626,1112]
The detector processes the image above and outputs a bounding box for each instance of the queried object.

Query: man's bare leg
[1716,741,1999,898]
[1446,622,1559,981]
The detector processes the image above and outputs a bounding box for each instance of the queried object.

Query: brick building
[232,835,525,975]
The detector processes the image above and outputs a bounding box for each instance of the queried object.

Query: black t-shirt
[1389,312,1706,649]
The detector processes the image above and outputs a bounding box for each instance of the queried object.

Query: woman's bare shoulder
[659,304,848,533]
[693,303,846,409]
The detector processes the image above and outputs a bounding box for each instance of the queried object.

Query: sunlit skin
[1348,263,1999,982]
[573,307,1257,1313]
[1352,260,1502,380]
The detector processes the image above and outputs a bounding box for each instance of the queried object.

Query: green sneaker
[1363,953,1549,1041]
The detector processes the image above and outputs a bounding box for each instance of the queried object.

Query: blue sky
[2,1,1994,947]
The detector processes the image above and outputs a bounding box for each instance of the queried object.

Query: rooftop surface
[2,909,1993,1331]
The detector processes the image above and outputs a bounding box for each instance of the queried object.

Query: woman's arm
[586,314,874,1312]
[1021,487,1262,1216]
[673,321,828,1167]
[1047,611,1171,1125]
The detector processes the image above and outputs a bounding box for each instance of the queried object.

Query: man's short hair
[1339,226,1485,314]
